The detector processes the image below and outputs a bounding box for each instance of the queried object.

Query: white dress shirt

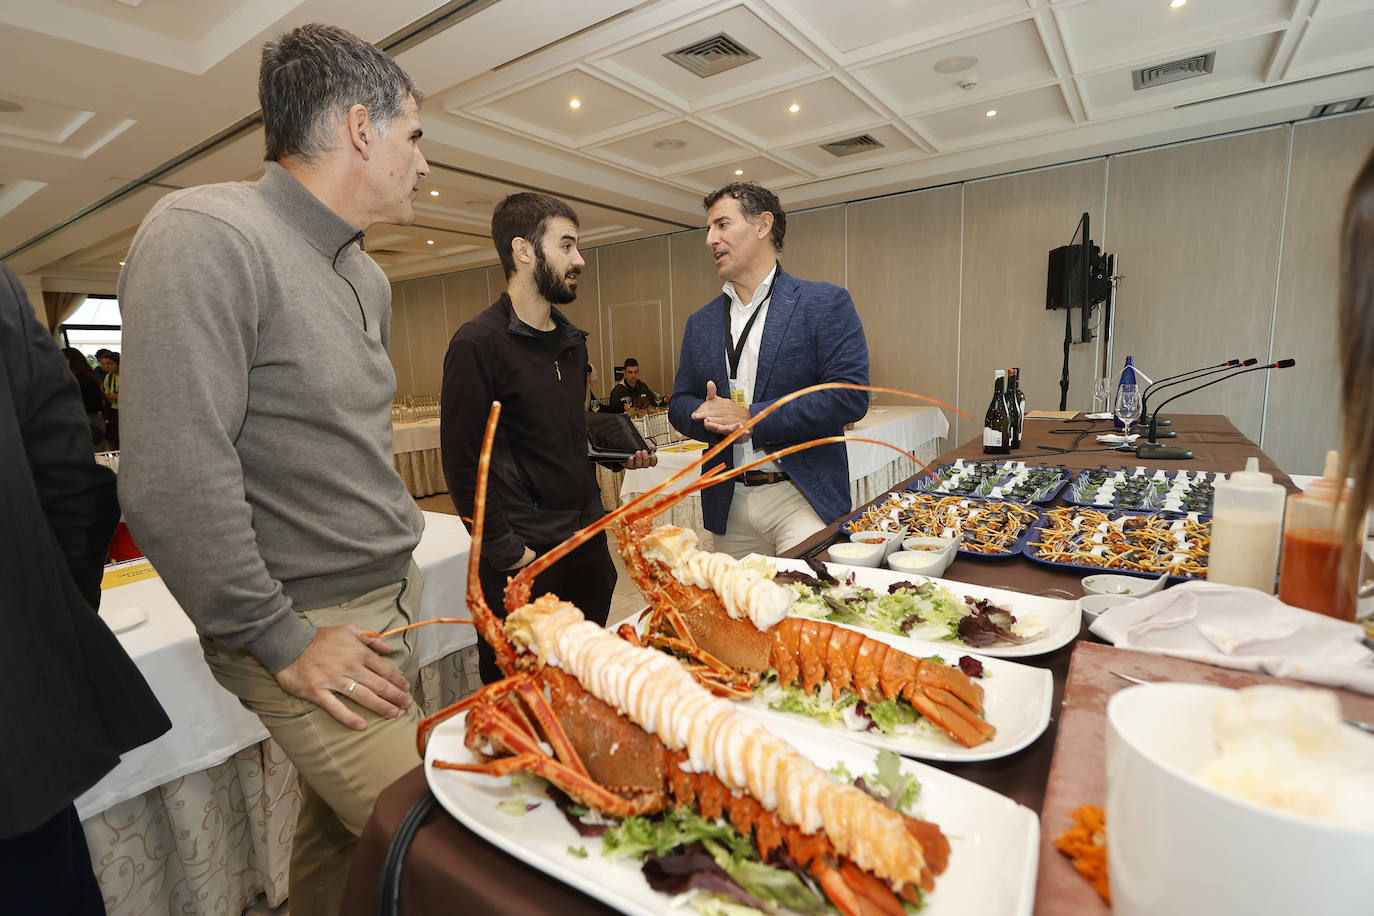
[724,264,779,472]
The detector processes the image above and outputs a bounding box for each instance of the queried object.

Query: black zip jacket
[441,295,602,569]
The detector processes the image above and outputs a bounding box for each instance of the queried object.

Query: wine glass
[1114,384,1141,446]
[1092,377,1112,415]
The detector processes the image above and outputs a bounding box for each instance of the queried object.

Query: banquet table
[393,418,445,497]
[614,404,950,538]
[339,414,1304,916]
[83,511,479,916]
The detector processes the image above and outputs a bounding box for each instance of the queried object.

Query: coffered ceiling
[1,0,1371,290]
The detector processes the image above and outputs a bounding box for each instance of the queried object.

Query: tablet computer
[586,411,652,461]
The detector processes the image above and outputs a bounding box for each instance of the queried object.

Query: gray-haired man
[119,23,429,913]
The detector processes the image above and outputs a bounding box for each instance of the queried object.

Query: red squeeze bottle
[1277,450,1358,621]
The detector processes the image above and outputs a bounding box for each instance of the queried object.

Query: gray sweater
[118,163,423,673]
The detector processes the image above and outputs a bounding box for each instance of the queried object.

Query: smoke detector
[958,77,979,91]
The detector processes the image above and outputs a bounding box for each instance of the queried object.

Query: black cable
[377,789,440,916]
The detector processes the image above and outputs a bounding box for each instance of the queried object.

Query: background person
[117,24,429,914]
[0,262,170,914]
[605,356,659,412]
[669,182,869,557]
[98,349,119,448]
[63,347,108,448]
[441,192,654,684]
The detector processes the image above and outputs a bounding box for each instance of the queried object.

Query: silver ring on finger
[344,678,358,698]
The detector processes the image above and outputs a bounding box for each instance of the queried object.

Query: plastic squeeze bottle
[1208,457,1286,593]
[1277,450,1358,620]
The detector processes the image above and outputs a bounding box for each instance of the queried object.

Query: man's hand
[274,625,415,731]
[505,546,536,571]
[624,449,657,470]
[691,380,752,435]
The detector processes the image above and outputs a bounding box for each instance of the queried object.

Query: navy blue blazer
[669,268,869,534]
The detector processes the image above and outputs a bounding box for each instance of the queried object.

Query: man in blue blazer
[669,183,869,556]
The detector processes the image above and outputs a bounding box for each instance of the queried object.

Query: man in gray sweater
[118,24,429,914]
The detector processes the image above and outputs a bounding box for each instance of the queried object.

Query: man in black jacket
[604,357,660,412]
[441,193,654,683]
[0,262,170,911]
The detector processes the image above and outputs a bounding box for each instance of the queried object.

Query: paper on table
[1089,580,1374,695]
[1024,410,1080,420]
[101,560,158,589]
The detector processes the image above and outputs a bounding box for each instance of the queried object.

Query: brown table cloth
[342,413,1293,916]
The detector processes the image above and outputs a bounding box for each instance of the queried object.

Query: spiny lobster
[387,399,954,916]
[509,382,995,749]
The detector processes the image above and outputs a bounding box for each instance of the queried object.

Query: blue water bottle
[1113,356,1136,429]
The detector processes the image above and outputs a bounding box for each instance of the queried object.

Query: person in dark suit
[0,262,170,912]
[668,182,869,557]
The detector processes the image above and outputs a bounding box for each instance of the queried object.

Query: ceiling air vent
[664,33,759,78]
[1309,96,1373,118]
[820,134,885,158]
[1132,52,1215,90]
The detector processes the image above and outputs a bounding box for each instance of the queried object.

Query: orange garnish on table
[1053,804,1110,903]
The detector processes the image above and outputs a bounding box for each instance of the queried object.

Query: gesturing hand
[691,379,752,435]
[274,625,414,731]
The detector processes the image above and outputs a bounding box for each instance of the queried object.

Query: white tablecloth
[78,510,474,819]
[617,405,949,535]
[393,419,446,497]
[392,417,440,453]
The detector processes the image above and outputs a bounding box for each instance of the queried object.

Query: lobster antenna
[514,382,965,587]
[464,401,516,664]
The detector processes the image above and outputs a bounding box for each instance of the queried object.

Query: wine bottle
[983,369,1010,455]
[1007,367,1025,450]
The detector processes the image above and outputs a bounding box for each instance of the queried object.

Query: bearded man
[440,192,654,683]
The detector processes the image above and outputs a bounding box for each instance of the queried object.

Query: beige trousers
[200,561,425,916]
[713,480,827,558]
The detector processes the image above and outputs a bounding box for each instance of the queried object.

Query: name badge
[729,388,747,407]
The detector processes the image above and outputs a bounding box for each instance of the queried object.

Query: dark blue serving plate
[838,493,1040,559]
[1020,508,1211,582]
[907,461,1071,505]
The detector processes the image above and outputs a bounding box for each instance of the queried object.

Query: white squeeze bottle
[1207,457,1286,593]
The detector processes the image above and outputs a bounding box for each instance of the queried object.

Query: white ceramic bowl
[1106,684,1374,916]
[888,548,952,577]
[827,539,884,568]
[1081,572,1165,598]
[1076,593,1135,626]
[850,528,905,559]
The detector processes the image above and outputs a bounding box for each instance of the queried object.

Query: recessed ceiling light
[118,260,125,266]
[429,190,439,197]
[933,55,978,74]
[734,169,744,176]
[653,138,687,151]
[788,103,800,113]
[426,240,435,245]
[569,98,581,109]
[1170,0,1186,7]
[985,109,998,118]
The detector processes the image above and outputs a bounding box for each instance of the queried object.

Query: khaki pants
[714,480,826,558]
[200,562,425,916]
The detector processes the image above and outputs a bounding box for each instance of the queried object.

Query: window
[61,296,122,357]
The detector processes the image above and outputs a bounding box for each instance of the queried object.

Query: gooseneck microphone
[1135,359,1296,460]
[1134,358,1257,435]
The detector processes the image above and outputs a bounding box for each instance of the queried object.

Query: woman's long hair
[62,347,97,381]
[1339,148,1374,550]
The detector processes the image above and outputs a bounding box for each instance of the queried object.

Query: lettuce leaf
[602,807,753,861]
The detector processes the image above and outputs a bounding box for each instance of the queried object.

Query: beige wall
[388,110,1374,475]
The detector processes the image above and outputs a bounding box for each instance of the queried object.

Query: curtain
[42,290,86,333]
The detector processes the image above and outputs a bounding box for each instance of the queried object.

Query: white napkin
[101,603,148,634]
[1090,580,1374,695]
[1096,432,1138,444]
